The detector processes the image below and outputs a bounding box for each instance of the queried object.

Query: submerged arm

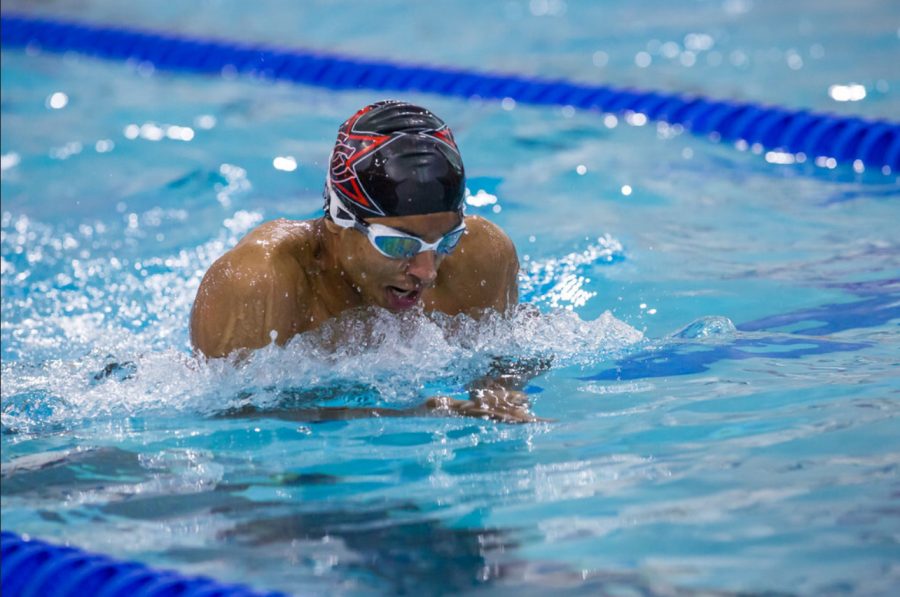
[217,358,551,425]
[424,356,552,423]
[427,217,547,422]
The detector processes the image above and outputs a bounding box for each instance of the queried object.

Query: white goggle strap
[326,176,360,229]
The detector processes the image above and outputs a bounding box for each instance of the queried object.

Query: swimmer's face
[335,211,463,311]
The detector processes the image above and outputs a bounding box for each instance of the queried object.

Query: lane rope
[2,12,898,171]
[0,531,288,597]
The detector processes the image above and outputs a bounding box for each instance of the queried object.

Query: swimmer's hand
[423,386,546,424]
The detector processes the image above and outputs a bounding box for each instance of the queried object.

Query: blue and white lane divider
[1,531,289,597]
[2,12,898,172]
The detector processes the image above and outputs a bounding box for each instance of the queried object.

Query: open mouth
[385,286,422,310]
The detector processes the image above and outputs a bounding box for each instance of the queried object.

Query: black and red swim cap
[325,100,465,221]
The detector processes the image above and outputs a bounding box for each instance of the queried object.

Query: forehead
[365,211,462,240]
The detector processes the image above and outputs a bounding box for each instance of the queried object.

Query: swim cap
[325,100,465,221]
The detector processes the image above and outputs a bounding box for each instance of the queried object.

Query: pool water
[2,1,899,595]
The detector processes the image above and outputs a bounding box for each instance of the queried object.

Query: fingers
[424,396,454,410]
[504,390,530,407]
[471,388,529,408]
[424,391,544,424]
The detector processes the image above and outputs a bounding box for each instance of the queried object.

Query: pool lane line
[0,531,289,597]
[2,12,898,173]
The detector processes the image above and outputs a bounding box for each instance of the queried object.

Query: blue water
[2,1,900,595]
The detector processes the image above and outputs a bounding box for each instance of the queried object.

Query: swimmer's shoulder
[430,215,519,315]
[456,215,518,263]
[230,217,323,265]
[191,218,323,357]
[204,217,325,302]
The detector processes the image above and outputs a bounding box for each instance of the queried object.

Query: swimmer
[191,100,538,423]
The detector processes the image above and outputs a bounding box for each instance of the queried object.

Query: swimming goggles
[359,220,466,259]
[327,182,466,259]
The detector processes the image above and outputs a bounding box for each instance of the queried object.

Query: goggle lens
[436,227,465,254]
[359,219,467,260]
[374,236,422,259]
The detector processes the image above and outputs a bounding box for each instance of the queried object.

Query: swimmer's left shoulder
[237,218,321,257]
[432,215,519,314]
[461,215,517,256]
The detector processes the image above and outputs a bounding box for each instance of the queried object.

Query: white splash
[520,234,624,309]
[2,210,641,434]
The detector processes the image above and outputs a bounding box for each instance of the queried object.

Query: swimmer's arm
[425,356,552,423]
[190,242,309,358]
[426,218,546,421]
[218,357,548,425]
[216,358,547,424]
[221,396,540,425]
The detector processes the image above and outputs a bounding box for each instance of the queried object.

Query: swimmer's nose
[406,250,438,287]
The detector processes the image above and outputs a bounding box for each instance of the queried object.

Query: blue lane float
[0,531,289,597]
[2,12,898,172]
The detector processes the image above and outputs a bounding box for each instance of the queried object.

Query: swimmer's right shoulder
[192,219,322,356]
[231,218,323,261]
[202,217,322,298]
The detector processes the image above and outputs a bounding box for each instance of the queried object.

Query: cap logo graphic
[327,102,461,218]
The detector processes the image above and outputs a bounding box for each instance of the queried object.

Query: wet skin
[190,213,538,422]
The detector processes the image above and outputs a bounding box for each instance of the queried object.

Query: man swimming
[190,100,536,422]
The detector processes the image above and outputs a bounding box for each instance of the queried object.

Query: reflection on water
[0,440,707,595]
